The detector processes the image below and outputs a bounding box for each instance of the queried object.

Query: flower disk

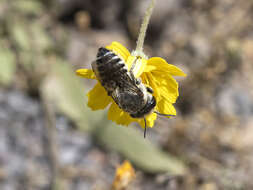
[76,41,186,129]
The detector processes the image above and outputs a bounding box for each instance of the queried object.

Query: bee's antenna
[154,111,175,117]
[129,58,138,83]
[144,117,147,138]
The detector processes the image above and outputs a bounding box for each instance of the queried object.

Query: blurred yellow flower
[112,160,135,190]
[76,41,186,129]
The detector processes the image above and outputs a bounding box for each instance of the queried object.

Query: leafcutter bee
[92,47,174,137]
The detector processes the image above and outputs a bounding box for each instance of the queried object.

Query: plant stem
[134,0,156,56]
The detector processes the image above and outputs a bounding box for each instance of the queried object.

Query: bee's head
[130,83,175,138]
[130,84,156,118]
[131,81,176,138]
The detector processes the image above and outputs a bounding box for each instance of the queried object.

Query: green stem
[134,0,156,56]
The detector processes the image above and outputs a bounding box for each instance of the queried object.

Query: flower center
[131,50,148,60]
[127,54,147,78]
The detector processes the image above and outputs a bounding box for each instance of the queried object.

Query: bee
[92,47,174,137]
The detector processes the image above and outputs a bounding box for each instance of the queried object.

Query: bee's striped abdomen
[92,47,129,94]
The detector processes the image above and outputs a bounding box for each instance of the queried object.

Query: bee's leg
[129,57,138,83]
[130,58,137,74]
[135,78,141,85]
[129,70,136,84]
[111,88,120,104]
[144,117,147,138]
[146,86,153,93]
[130,70,142,85]
[107,91,112,96]
[154,111,175,117]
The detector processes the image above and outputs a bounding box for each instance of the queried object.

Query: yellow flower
[76,41,186,128]
[112,160,135,190]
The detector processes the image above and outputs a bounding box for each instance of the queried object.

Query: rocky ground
[1,0,253,189]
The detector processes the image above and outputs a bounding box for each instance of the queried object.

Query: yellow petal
[126,56,147,77]
[138,112,157,128]
[147,57,187,76]
[106,41,131,63]
[141,73,154,95]
[157,100,177,117]
[108,102,122,121]
[140,73,149,85]
[144,64,156,72]
[144,73,160,99]
[152,72,179,97]
[87,83,112,110]
[76,69,96,79]
[161,75,179,96]
[159,85,178,103]
[126,56,135,70]
[108,102,135,125]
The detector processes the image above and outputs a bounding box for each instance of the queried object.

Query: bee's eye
[146,86,153,94]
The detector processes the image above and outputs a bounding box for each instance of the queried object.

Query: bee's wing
[118,72,143,95]
[111,74,144,112]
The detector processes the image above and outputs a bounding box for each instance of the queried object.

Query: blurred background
[1,0,253,189]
